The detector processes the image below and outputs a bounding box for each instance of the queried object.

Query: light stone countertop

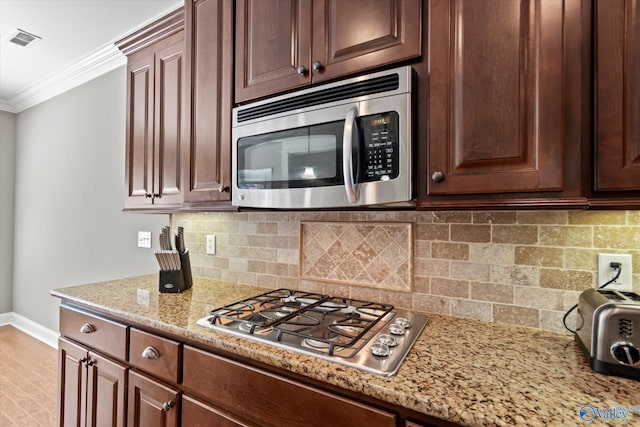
[51,275,640,426]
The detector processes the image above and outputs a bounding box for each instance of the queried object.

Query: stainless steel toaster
[575,288,640,379]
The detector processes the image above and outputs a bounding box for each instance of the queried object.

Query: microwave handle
[343,106,359,203]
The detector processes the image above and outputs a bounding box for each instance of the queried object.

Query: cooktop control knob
[389,323,406,336]
[395,317,411,329]
[371,342,390,357]
[610,342,640,366]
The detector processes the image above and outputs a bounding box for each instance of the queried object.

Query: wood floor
[0,325,57,426]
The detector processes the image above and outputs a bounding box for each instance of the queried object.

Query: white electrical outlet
[137,231,152,248]
[206,235,216,255]
[597,253,633,291]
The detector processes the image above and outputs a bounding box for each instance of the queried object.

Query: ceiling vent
[8,29,42,48]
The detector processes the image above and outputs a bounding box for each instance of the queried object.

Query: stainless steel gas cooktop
[197,289,428,376]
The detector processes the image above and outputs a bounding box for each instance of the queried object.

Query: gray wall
[13,66,169,331]
[0,110,16,313]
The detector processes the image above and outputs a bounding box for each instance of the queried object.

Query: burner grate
[208,289,329,334]
[273,297,394,355]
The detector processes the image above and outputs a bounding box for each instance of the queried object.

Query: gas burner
[238,322,272,335]
[302,337,346,353]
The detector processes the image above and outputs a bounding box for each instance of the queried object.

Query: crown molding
[0,99,17,113]
[1,43,126,114]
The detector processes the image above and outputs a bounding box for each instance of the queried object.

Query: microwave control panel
[360,112,399,182]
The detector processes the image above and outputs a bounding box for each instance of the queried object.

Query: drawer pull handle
[80,323,96,334]
[142,346,160,360]
[162,400,174,412]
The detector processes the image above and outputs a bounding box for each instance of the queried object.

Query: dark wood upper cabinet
[235,0,421,103]
[182,0,234,206]
[117,9,185,210]
[417,0,588,208]
[594,0,640,192]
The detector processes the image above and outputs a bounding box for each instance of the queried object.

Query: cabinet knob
[218,185,229,193]
[312,61,323,72]
[297,65,308,76]
[80,323,96,334]
[431,171,445,183]
[145,193,152,198]
[141,346,160,360]
[153,193,161,199]
[162,400,175,412]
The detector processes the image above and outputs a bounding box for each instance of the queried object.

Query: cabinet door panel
[125,51,155,207]
[58,338,87,427]
[235,0,312,102]
[86,352,127,427]
[312,0,421,82]
[154,33,184,206]
[183,0,233,203]
[128,370,179,427]
[595,0,640,190]
[427,0,564,195]
[183,346,396,427]
[182,395,254,427]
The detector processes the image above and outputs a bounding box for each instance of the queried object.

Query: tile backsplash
[172,210,640,334]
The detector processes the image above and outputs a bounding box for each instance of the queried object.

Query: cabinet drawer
[60,305,128,361]
[129,328,181,384]
[183,346,396,427]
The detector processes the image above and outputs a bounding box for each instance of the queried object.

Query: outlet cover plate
[597,253,633,291]
[137,231,152,248]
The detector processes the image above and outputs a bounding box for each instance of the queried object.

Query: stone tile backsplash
[300,221,412,290]
[171,210,640,334]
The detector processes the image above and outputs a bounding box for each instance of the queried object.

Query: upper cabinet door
[595,0,640,191]
[154,33,185,207]
[427,0,565,195]
[311,0,421,83]
[125,49,156,208]
[235,0,312,103]
[182,0,234,204]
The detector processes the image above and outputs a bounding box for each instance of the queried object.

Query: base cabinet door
[128,370,180,427]
[182,395,254,427]
[57,338,127,427]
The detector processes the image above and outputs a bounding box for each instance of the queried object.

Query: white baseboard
[0,312,59,349]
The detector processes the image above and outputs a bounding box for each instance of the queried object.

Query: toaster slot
[619,291,640,301]
[598,290,625,301]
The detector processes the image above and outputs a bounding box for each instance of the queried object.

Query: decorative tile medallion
[300,222,413,290]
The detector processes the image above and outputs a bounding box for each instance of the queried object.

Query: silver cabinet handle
[80,323,96,334]
[431,171,445,183]
[141,346,160,360]
[162,400,175,412]
[312,61,323,72]
[297,65,308,76]
[343,106,359,203]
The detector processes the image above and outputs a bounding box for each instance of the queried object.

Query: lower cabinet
[57,337,127,427]
[128,370,180,427]
[57,303,453,426]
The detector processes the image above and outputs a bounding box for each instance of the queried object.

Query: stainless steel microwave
[231,66,413,209]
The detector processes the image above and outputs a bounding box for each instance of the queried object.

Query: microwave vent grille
[237,73,400,123]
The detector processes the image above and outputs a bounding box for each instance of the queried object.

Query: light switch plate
[206,235,216,255]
